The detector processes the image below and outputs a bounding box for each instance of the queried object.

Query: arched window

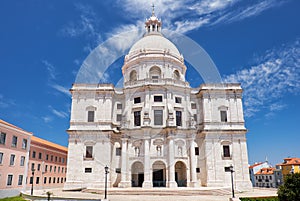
[173,70,180,80]
[149,66,161,80]
[129,70,137,81]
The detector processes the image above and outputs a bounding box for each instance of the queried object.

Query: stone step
[82,188,232,196]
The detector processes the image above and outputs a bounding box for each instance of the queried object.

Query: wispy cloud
[117,0,286,33]
[48,105,68,119]
[224,39,300,118]
[42,60,56,80]
[51,84,70,97]
[0,94,15,108]
[42,116,53,123]
[61,3,102,51]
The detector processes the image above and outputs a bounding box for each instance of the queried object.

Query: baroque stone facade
[64,12,252,191]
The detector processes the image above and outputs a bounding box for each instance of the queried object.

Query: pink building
[26,136,68,190]
[0,119,32,198]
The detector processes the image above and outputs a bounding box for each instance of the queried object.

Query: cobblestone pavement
[23,187,277,201]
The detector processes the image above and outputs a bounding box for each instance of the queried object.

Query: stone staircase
[82,187,232,196]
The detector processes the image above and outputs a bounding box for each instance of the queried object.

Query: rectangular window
[46,154,49,160]
[7,175,13,186]
[85,168,92,173]
[58,166,60,173]
[176,111,182,126]
[195,147,199,155]
[53,177,56,184]
[18,175,23,185]
[20,156,25,166]
[191,103,197,109]
[134,111,141,126]
[117,114,122,122]
[134,97,141,104]
[32,151,36,158]
[50,165,52,172]
[175,97,182,103]
[196,168,200,173]
[44,177,47,184]
[49,177,51,184]
[22,139,28,149]
[10,154,15,166]
[223,145,230,157]
[88,111,95,122]
[31,163,35,171]
[55,156,57,162]
[37,164,41,171]
[0,152,3,164]
[154,110,163,125]
[36,177,40,184]
[220,111,227,122]
[117,103,122,109]
[12,135,18,147]
[38,152,42,159]
[116,148,121,156]
[0,132,6,144]
[62,167,64,173]
[61,178,63,183]
[51,155,53,161]
[45,165,48,172]
[193,114,197,122]
[62,158,65,164]
[54,166,56,172]
[59,157,61,162]
[224,167,231,172]
[30,176,33,184]
[86,146,93,158]
[154,95,163,102]
[116,168,121,173]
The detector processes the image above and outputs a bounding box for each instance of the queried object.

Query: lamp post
[229,165,235,198]
[104,166,109,200]
[31,168,35,196]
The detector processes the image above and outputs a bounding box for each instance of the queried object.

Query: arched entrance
[152,161,166,187]
[131,161,144,187]
[175,161,187,187]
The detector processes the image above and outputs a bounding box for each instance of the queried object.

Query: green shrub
[0,196,26,201]
[278,173,300,201]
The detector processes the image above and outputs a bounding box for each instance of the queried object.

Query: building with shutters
[64,10,252,191]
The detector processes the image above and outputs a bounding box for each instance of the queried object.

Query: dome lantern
[145,4,162,35]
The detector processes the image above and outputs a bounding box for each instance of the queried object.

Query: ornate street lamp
[229,165,235,198]
[31,168,35,196]
[104,166,109,200]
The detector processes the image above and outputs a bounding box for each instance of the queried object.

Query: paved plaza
[23,187,277,201]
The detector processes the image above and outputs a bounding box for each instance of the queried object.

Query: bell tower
[145,4,162,35]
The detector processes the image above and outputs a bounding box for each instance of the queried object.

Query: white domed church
[64,11,252,191]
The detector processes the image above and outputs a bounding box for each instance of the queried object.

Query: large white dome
[128,34,181,58]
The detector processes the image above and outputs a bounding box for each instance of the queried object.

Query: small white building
[254,167,277,188]
[64,11,252,191]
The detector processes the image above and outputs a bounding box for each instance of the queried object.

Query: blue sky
[0,0,299,166]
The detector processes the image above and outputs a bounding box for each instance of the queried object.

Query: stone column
[143,138,152,188]
[118,137,130,187]
[168,136,177,188]
[189,135,198,187]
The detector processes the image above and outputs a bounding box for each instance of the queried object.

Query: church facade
[64,12,252,191]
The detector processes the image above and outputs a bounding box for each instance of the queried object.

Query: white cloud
[42,60,56,80]
[224,39,300,118]
[0,94,15,108]
[51,84,70,97]
[48,106,68,119]
[42,116,53,123]
[117,0,284,33]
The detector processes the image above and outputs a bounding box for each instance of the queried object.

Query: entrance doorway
[131,161,144,187]
[175,161,187,187]
[152,161,166,187]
